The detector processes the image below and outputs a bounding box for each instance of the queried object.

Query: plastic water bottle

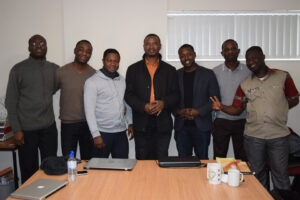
[67,151,77,182]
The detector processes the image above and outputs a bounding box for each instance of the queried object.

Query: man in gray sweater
[84,49,133,158]
[5,34,59,183]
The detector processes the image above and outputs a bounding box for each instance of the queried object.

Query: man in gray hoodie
[5,34,58,183]
[84,49,133,158]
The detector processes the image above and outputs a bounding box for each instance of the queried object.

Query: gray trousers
[244,135,290,190]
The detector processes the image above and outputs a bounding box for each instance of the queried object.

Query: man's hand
[128,126,134,140]
[14,131,24,146]
[93,136,105,149]
[178,108,199,120]
[150,100,164,116]
[186,108,199,120]
[210,96,223,111]
[177,109,189,119]
[144,103,153,115]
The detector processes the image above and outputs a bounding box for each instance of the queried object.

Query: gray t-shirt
[213,62,250,120]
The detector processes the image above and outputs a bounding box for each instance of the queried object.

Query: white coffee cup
[227,169,244,187]
[207,163,222,184]
[221,174,228,183]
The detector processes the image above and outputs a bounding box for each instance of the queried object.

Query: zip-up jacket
[84,70,132,138]
[125,59,179,132]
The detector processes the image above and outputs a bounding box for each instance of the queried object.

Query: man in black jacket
[173,44,220,159]
[125,33,179,160]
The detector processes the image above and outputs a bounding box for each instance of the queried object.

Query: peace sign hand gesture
[210,96,223,111]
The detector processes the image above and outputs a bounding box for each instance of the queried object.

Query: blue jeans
[93,131,129,158]
[244,135,290,190]
[61,122,94,160]
[175,126,211,159]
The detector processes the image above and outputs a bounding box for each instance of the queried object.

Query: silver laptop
[10,179,68,200]
[84,158,137,171]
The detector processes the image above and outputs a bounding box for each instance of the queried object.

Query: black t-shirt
[183,70,196,127]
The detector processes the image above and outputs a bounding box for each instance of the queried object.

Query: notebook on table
[84,158,137,171]
[10,179,68,200]
[158,156,201,168]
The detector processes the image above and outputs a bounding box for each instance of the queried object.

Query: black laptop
[158,156,201,168]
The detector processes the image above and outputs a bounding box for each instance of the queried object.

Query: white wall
[0,0,64,95]
[1,0,300,185]
[0,0,64,184]
[168,0,300,10]
[62,0,167,78]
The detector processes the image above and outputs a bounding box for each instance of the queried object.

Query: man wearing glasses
[5,34,59,183]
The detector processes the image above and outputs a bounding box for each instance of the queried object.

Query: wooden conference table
[8,160,273,200]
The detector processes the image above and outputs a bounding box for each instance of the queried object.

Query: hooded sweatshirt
[84,70,132,138]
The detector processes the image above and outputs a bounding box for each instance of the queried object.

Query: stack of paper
[216,157,249,172]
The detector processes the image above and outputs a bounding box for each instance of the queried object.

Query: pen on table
[224,171,256,175]
[241,171,255,175]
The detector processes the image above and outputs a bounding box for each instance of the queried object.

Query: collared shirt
[213,62,250,120]
[233,67,299,139]
[145,57,159,102]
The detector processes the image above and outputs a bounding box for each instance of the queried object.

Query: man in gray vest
[212,39,250,161]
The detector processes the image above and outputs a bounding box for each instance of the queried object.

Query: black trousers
[18,122,58,183]
[213,118,247,161]
[61,122,93,160]
[134,117,171,160]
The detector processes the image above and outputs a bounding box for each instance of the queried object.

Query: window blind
[167,11,300,61]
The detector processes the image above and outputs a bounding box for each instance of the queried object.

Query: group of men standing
[5,33,299,193]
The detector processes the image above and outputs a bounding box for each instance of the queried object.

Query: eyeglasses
[30,41,46,47]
